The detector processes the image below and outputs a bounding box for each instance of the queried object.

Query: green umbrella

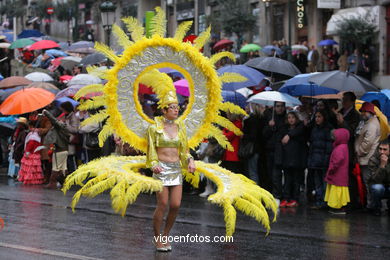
[9,38,35,49]
[239,43,262,53]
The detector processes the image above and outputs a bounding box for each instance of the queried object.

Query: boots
[44,171,60,189]
[199,179,215,197]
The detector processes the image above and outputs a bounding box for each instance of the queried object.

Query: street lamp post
[99,1,117,47]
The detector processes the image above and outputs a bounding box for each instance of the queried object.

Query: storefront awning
[326,6,380,35]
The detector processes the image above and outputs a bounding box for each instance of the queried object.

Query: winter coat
[13,128,27,164]
[36,116,52,160]
[308,122,333,169]
[368,150,390,186]
[339,107,360,165]
[242,114,265,153]
[262,111,286,152]
[325,128,350,187]
[61,112,80,155]
[355,116,381,165]
[274,122,307,169]
[222,119,242,162]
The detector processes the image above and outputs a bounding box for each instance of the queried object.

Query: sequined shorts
[153,161,182,186]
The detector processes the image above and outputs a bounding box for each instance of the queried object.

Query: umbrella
[291,45,308,52]
[26,82,59,93]
[59,42,70,50]
[239,43,261,53]
[0,122,16,136]
[217,65,265,91]
[213,39,234,51]
[28,40,60,51]
[245,57,301,79]
[355,100,390,141]
[308,71,379,96]
[360,89,390,121]
[59,75,73,83]
[17,29,44,39]
[67,47,95,54]
[222,90,247,109]
[45,49,68,57]
[0,76,32,89]
[25,72,54,82]
[236,87,253,98]
[9,38,35,49]
[56,85,102,99]
[0,88,55,115]
[173,79,190,97]
[158,68,183,78]
[0,86,24,102]
[247,91,302,107]
[261,45,283,56]
[80,53,107,66]
[60,56,82,70]
[41,35,60,42]
[309,93,344,100]
[67,74,101,86]
[67,41,94,51]
[54,97,79,108]
[318,39,338,46]
[0,42,10,48]
[138,84,154,95]
[1,32,14,43]
[279,73,339,97]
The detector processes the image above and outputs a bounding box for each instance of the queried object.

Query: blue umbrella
[318,39,338,46]
[17,29,44,39]
[279,73,339,97]
[222,90,247,109]
[54,97,79,108]
[261,45,283,56]
[217,65,265,91]
[158,68,183,78]
[45,49,68,57]
[361,89,390,121]
[2,32,14,42]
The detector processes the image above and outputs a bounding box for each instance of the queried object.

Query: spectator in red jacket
[221,113,243,174]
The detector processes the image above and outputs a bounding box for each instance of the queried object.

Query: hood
[333,128,350,146]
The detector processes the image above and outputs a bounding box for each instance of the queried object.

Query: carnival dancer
[18,122,45,185]
[146,90,195,251]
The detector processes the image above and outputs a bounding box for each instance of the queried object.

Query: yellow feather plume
[74,84,104,100]
[219,72,247,83]
[215,115,243,136]
[208,125,234,151]
[174,21,193,41]
[220,102,248,117]
[151,7,166,37]
[78,96,106,111]
[94,42,120,63]
[210,52,236,65]
[112,24,133,48]
[122,16,144,41]
[86,66,108,79]
[223,202,237,236]
[194,26,211,50]
[81,111,108,127]
[98,124,114,147]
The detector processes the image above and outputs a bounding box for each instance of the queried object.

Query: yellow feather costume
[63,7,277,236]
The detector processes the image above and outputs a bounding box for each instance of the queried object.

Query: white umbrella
[25,72,54,82]
[60,56,82,71]
[247,91,302,107]
[67,74,101,86]
[0,42,10,48]
[291,45,308,52]
[235,87,253,98]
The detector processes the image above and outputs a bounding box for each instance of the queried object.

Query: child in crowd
[277,111,307,207]
[18,122,45,185]
[324,128,350,214]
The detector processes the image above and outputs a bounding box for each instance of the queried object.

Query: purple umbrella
[56,85,102,99]
[318,39,338,46]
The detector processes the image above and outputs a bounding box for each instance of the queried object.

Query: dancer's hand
[152,165,163,174]
[188,159,195,173]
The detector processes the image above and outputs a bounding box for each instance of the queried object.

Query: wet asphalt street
[0,170,389,260]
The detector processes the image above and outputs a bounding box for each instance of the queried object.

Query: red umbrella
[138,83,154,94]
[28,40,60,51]
[213,39,234,51]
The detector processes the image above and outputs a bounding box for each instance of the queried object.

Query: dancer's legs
[163,185,182,238]
[153,187,169,246]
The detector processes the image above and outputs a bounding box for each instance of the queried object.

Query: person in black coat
[262,102,287,200]
[241,104,266,185]
[275,111,308,207]
[308,109,334,208]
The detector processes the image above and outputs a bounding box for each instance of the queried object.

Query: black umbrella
[80,53,107,66]
[308,71,379,97]
[0,122,16,136]
[245,57,301,80]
